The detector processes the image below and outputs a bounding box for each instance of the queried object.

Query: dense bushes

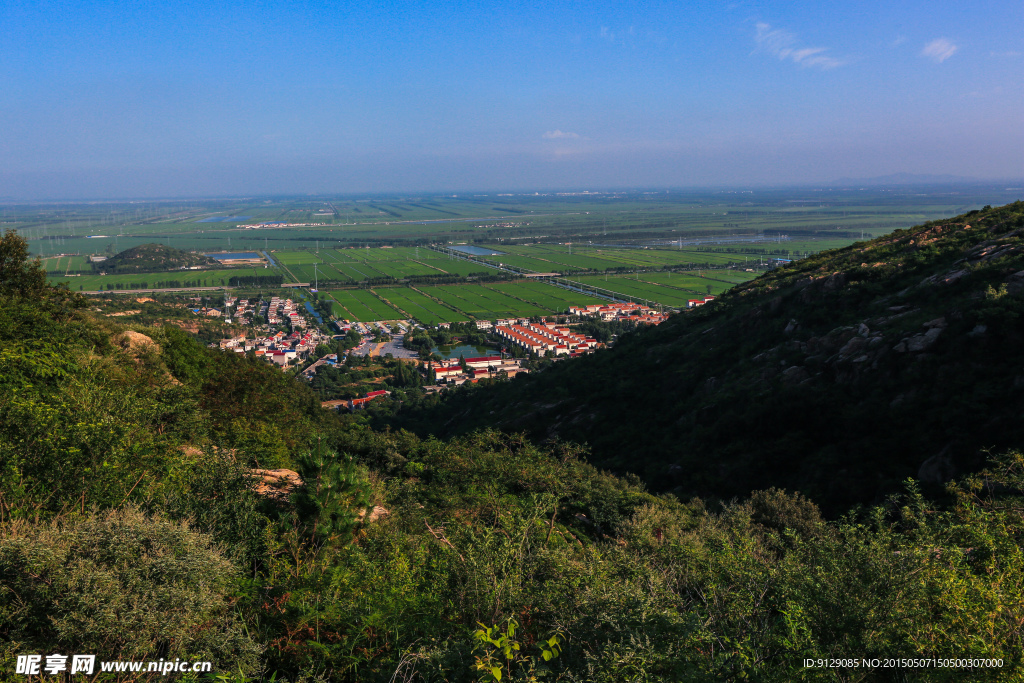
[249,434,1024,681]
[0,508,262,674]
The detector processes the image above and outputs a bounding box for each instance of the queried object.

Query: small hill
[98,243,221,273]
[407,201,1024,512]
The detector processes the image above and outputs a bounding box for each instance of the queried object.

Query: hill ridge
[399,201,1024,512]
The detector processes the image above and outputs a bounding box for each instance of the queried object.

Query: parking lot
[350,335,419,359]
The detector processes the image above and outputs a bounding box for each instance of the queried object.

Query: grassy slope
[407,202,1024,512]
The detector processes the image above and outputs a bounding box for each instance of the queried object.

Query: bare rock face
[357,505,391,524]
[893,326,944,353]
[921,269,970,287]
[918,447,957,485]
[838,336,868,359]
[112,330,161,354]
[781,365,809,385]
[111,330,182,384]
[822,272,847,292]
[1007,270,1024,295]
[249,468,303,504]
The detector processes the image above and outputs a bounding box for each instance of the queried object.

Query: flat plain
[25,185,1014,321]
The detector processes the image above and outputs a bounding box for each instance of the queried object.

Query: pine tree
[292,443,372,545]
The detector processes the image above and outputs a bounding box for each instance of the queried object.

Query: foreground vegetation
[3,217,1024,681]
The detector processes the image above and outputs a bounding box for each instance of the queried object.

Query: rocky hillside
[97,243,221,272]
[408,201,1024,512]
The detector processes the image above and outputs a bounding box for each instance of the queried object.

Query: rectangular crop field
[476,253,567,272]
[474,244,753,272]
[367,260,445,278]
[690,269,759,284]
[50,269,237,291]
[420,285,549,319]
[572,276,698,307]
[483,281,605,312]
[325,289,403,322]
[40,255,91,274]
[420,259,500,277]
[376,287,468,325]
[272,251,324,266]
[631,271,752,296]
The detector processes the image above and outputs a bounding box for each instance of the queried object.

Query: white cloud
[543,130,580,140]
[892,35,907,47]
[921,38,957,63]
[754,22,845,69]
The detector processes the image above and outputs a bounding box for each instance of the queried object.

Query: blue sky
[1,0,1021,198]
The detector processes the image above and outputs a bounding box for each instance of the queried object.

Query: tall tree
[0,229,47,296]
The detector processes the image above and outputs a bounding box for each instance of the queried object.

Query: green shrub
[0,508,262,674]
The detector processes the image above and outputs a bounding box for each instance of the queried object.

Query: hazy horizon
[3,0,1022,199]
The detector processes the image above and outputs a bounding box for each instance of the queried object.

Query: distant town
[196,286,692,408]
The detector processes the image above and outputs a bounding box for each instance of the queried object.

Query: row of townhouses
[494,322,601,357]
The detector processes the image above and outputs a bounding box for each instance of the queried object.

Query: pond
[431,343,497,359]
[302,299,324,325]
[449,245,505,256]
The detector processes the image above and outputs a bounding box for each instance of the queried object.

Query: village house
[687,296,716,308]
[427,356,529,385]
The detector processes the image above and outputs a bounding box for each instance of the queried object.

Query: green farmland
[24,187,1016,324]
[482,281,606,312]
[324,289,404,322]
[480,244,748,271]
[272,248,501,283]
[39,255,91,274]
[18,186,1013,263]
[322,280,615,324]
[419,285,547,320]
[49,269,237,291]
[572,275,706,307]
[633,270,759,295]
[375,287,469,326]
